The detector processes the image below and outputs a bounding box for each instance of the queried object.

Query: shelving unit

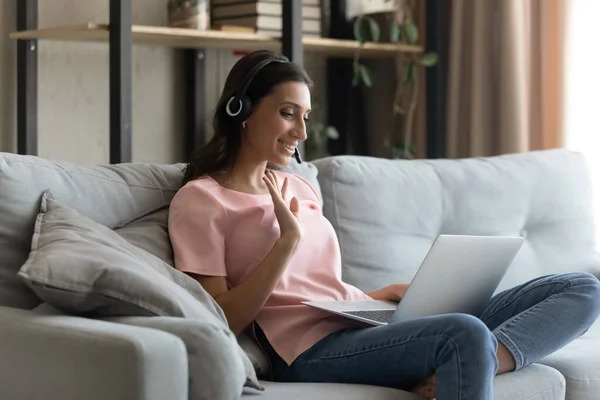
[10,23,422,58]
[11,0,423,163]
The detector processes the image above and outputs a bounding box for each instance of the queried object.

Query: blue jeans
[255,272,600,400]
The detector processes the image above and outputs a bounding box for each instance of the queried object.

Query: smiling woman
[182,50,313,189]
[168,49,600,400]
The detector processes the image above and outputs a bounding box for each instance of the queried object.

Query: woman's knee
[434,314,498,371]
[438,314,497,352]
[568,272,600,313]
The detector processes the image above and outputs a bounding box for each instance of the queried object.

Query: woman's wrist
[276,234,302,253]
[276,235,300,250]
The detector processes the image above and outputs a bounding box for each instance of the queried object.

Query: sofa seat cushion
[493,364,565,400]
[243,381,421,400]
[246,363,564,400]
[538,318,600,400]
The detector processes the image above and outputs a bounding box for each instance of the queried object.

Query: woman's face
[243,81,311,166]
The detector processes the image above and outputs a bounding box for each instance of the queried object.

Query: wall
[0,0,325,165]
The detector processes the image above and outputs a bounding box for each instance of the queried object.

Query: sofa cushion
[18,192,262,392]
[105,315,264,399]
[31,303,263,398]
[247,364,565,400]
[245,381,421,400]
[282,158,323,203]
[114,207,174,266]
[493,364,566,400]
[312,149,600,295]
[113,202,272,378]
[0,152,184,309]
[19,191,226,321]
[538,318,600,400]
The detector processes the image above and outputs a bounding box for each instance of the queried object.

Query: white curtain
[563,0,600,248]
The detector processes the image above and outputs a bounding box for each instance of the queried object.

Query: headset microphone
[294,148,302,164]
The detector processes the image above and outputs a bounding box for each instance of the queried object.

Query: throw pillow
[104,315,264,399]
[18,190,262,392]
[114,202,272,379]
[114,206,174,266]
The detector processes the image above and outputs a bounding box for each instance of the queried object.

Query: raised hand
[263,170,304,248]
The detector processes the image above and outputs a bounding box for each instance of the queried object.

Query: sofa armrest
[0,306,188,400]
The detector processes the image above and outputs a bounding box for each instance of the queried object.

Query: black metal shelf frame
[15,0,303,164]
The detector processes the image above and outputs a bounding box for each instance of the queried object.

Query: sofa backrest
[0,152,185,309]
[312,149,600,294]
[0,152,321,310]
[4,149,594,309]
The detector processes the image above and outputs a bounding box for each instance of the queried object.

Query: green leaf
[422,52,438,67]
[389,21,402,43]
[367,17,380,42]
[360,65,373,88]
[353,17,365,43]
[391,141,417,159]
[393,104,406,115]
[405,20,419,44]
[325,126,340,140]
[403,61,415,83]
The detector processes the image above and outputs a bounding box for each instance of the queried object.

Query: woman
[168,50,600,399]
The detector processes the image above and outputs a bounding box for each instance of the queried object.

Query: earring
[242,121,247,128]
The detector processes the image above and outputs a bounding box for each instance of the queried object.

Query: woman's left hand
[367,283,410,303]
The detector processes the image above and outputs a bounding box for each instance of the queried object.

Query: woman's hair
[181,49,314,187]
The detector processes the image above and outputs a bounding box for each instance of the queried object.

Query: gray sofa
[0,148,599,400]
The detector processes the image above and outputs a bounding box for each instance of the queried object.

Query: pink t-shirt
[168,170,372,365]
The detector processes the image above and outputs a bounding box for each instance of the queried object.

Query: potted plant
[350,0,438,159]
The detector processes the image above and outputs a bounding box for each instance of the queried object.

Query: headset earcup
[236,96,253,123]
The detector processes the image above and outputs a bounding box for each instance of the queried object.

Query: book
[345,0,399,19]
[212,15,321,33]
[256,29,322,38]
[211,0,320,6]
[214,24,322,38]
[212,3,321,19]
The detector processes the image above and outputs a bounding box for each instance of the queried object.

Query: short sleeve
[168,181,228,277]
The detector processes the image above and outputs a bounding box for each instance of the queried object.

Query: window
[563,0,600,248]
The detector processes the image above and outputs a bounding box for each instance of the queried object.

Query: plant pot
[167,1,209,30]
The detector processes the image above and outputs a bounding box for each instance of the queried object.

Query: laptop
[302,234,525,326]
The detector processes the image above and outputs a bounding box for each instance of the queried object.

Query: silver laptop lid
[391,234,525,323]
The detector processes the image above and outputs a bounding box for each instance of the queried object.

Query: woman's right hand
[263,170,304,248]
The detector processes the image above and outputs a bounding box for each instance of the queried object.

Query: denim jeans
[254,272,600,400]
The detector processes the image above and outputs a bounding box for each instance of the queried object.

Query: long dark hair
[182,50,314,187]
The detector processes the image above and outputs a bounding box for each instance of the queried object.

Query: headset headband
[225,57,287,117]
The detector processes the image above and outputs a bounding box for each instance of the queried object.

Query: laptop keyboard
[341,309,395,323]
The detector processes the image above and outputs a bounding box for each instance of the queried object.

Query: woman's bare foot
[411,373,436,399]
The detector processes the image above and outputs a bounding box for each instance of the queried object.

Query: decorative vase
[167,0,209,30]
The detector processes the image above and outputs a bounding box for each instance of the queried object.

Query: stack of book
[211,0,322,38]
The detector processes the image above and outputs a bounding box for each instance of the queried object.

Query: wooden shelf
[10,23,423,58]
